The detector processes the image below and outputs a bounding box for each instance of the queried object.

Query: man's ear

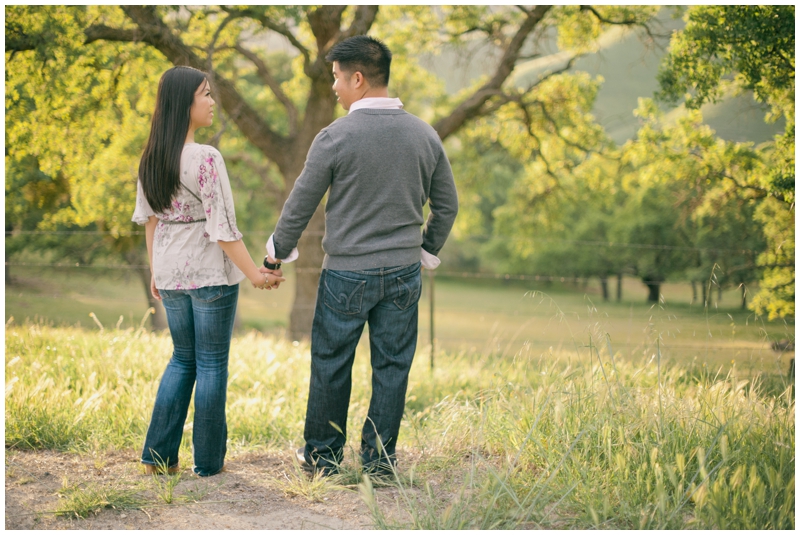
[353,71,366,89]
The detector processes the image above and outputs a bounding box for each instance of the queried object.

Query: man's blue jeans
[141,284,238,477]
[301,262,422,471]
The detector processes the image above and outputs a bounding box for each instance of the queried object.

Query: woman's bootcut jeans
[141,283,238,476]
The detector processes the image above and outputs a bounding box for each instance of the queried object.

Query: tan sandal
[143,464,180,475]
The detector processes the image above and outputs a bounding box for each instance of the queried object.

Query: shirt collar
[348,97,404,114]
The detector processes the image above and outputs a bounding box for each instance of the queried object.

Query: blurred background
[5,6,794,373]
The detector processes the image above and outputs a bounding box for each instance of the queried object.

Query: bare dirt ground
[5,449,415,530]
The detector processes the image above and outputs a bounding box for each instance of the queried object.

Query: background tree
[7,5,660,337]
[656,4,794,318]
[614,101,767,303]
[6,6,171,328]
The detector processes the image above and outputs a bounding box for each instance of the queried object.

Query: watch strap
[263,256,281,270]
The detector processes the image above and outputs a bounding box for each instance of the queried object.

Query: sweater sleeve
[273,130,335,258]
[422,144,459,256]
[197,147,243,242]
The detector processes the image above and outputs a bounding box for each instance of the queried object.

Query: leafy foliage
[656,5,794,317]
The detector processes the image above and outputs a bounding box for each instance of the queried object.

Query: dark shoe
[295,447,338,476]
[194,464,227,477]
[362,460,396,478]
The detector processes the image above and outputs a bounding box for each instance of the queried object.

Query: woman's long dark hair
[138,66,208,213]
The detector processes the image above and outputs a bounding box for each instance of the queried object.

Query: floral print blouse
[132,143,245,290]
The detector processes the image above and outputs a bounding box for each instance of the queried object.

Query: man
[262,35,458,475]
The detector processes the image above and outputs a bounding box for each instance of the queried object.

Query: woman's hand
[259,266,284,290]
[250,272,286,290]
[150,274,162,301]
[218,239,285,291]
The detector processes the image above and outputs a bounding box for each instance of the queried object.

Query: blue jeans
[301,262,422,471]
[141,284,239,476]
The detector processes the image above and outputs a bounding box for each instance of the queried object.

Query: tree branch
[104,6,293,172]
[529,99,597,154]
[341,5,380,40]
[84,24,142,45]
[220,6,312,76]
[307,5,347,56]
[433,5,552,140]
[204,14,239,93]
[580,5,656,40]
[234,44,299,135]
[465,54,579,123]
[224,153,283,196]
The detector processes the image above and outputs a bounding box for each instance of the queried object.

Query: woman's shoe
[143,463,180,475]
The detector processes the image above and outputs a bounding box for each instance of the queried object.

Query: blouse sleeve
[196,147,243,242]
[132,180,156,225]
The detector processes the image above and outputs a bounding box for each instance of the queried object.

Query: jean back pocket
[323,271,366,315]
[193,285,224,303]
[394,267,421,310]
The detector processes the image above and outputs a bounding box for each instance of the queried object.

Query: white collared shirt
[348,97,404,114]
[267,96,441,270]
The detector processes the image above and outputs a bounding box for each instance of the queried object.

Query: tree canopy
[6,5,792,328]
[657,5,794,318]
[7,5,663,334]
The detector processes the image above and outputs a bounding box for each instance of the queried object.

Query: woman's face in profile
[190,79,215,129]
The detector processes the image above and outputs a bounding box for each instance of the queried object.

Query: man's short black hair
[325,35,392,87]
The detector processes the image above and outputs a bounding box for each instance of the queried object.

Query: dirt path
[5,449,409,530]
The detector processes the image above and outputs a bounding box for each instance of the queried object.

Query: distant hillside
[422,8,783,146]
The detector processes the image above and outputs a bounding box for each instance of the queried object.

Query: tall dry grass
[5,320,794,528]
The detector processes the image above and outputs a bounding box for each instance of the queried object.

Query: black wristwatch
[263,256,281,270]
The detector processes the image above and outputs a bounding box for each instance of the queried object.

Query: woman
[132,66,283,477]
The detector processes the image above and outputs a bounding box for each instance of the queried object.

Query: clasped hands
[252,255,285,290]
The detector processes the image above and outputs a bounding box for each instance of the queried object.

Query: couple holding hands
[132,36,458,477]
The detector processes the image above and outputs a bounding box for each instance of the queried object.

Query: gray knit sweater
[273,109,458,270]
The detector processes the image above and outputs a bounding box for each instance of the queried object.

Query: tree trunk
[600,277,609,301]
[645,281,660,303]
[741,284,747,309]
[616,273,623,302]
[717,285,723,304]
[136,267,167,331]
[691,280,697,304]
[281,73,337,340]
[288,206,326,340]
[702,281,708,307]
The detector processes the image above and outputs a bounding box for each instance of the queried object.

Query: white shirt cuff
[267,234,299,263]
[420,248,440,270]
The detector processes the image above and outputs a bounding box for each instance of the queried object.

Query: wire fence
[3,228,754,287]
[5,229,758,254]
[3,261,730,287]
[7,229,772,366]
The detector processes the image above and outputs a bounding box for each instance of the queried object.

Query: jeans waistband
[328,262,420,276]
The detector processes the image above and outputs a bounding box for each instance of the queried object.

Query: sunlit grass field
[5,320,794,528]
[5,267,795,527]
[5,265,794,375]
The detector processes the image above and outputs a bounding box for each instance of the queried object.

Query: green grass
[5,267,793,375]
[55,477,147,519]
[5,320,794,529]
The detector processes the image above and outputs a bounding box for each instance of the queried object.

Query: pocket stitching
[323,273,365,315]
[197,288,224,303]
[394,274,420,310]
